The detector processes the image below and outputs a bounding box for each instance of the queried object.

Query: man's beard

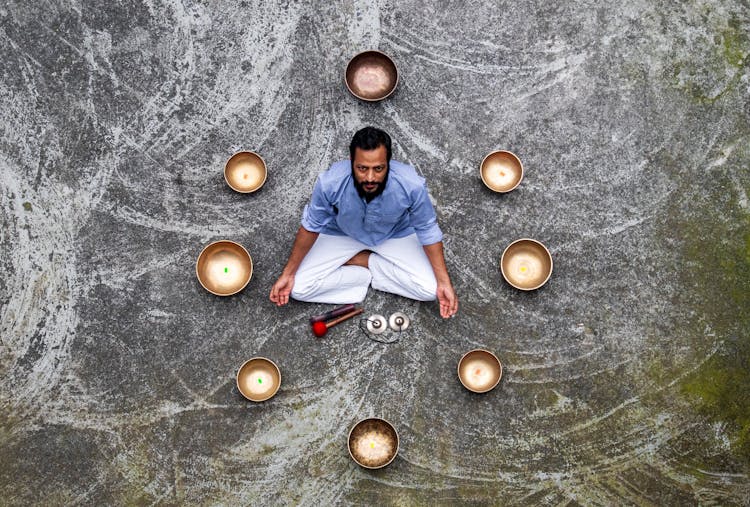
[353,167,389,202]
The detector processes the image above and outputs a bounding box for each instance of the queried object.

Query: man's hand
[269,227,319,308]
[422,241,459,319]
[270,273,295,306]
[436,282,458,319]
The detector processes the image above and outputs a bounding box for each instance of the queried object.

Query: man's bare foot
[344,250,371,268]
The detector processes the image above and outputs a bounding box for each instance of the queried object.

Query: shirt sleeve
[408,182,443,245]
[301,175,335,232]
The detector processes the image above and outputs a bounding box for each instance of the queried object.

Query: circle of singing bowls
[458,349,503,393]
[224,151,267,193]
[196,240,253,296]
[348,418,399,469]
[500,238,553,290]
[345,50,398,101]
[236,357,281,402]
[480,150,524,192]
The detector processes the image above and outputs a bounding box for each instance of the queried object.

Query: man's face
[352,145,388,197]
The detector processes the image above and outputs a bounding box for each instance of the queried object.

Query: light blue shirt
[301,160,443,247]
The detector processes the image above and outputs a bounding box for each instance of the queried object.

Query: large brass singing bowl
[500,238,553,290]
[237,357,281,402]
[458,349,503,393]
[196,240,253,296]
[224,151,267,193]
[348,418,399,469]
[345,50,398,101]
[480,150,523,192]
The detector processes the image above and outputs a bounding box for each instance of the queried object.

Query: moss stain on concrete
[673,14,748,103]
[666,158,750,463]
[721,17,748,67]
[679,222,750,462]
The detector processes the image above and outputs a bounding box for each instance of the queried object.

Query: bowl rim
[457,348,503,393]
[347,417,400,469]
[479,149,524,193]
[224,150,268,193]
[500,238,553,291]
[195,239,253,296]
[344,49,399,102]
[236,356,281,402]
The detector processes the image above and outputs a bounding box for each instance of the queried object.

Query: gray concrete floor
[2,0,749,505]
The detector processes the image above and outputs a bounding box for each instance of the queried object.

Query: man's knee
[412,276,437,301]
[289,287,309,302]
[290,277,318,302]
[291,266,372,303]
[288,269,318,301]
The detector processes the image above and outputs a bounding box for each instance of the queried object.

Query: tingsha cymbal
[388,312,410,332]
[366,314,388,334]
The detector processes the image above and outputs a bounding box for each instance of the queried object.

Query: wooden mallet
[311,308,364,337]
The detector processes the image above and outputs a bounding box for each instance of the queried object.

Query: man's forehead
[353,145,387,162]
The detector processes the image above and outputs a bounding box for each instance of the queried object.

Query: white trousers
[291,233,437,304]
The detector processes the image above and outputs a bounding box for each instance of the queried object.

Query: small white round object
[366,314,388,334]
[388,312,410,332]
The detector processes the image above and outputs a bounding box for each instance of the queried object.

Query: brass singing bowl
[224,151,267,193]
[458,349,503,393]
[500,238,553,290]
[348,418,399,469]
[345,50,398,101]
[196,240,253,296]
[237,357,281,402]
[480,150,523,192]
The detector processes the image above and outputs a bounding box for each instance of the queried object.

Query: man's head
[350,127,392,201]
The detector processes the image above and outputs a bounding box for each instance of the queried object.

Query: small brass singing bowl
[348,418,399,469]
[500,238,553,290]
[195,240,253,296]
[458,349,503,393]
[224,151,267,193]
[236,357,281,402]
[480,150,523,192]
[345,50,398,101]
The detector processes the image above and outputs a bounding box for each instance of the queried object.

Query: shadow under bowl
[196,240,253,296]
[480,150,523,192]
[237,357,281,402]
[348,418,399,469]
[345,50,398,101]
[224,151,267,193]
[458,349,503,393]
[500,238,553,290]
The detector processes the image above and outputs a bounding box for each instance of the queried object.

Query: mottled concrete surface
[1,0,749,505]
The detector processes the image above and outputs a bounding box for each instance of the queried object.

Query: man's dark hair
[349,126,392,161]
